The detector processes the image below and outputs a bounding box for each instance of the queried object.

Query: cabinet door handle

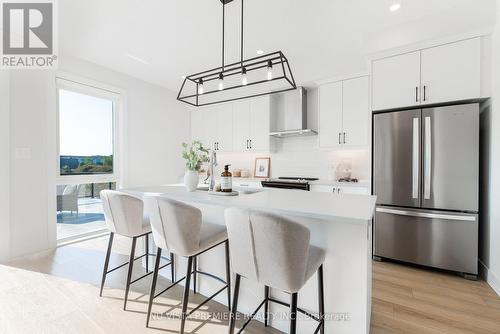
[217,142,220,150]
[423,85,427,101]
[338,133,341,145]
[415,86,419,102]
[249,139,252,149]
[343,132,346,144]
[246,140,249,149]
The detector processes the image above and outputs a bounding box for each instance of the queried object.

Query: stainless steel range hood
[269,87,317,138]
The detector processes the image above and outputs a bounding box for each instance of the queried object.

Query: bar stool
[99,190,175,310]
[225,208,326,334]
[145,196,231,334]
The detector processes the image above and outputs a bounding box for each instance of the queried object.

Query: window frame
[55,76,122,186]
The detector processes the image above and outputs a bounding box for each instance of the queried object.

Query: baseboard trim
[479,260,500,296]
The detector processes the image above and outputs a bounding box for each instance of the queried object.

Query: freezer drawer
[374,207,478,274]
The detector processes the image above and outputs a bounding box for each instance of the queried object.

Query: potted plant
[181,141,209,192]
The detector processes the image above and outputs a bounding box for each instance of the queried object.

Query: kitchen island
[124,185,376,334]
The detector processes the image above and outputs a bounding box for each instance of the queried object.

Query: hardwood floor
[371,261,500,334]
[2,235,500,333]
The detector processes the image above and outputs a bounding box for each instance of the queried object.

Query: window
[56,77,121,242]
[58,88,114,176]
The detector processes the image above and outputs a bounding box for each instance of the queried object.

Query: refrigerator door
[422,104,479,212]
[374,109,421,207]
[374,206,478,274]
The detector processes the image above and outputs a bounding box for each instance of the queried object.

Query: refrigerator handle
[412,118,419,199]
[376,208,476,222]
[424,116,432,199]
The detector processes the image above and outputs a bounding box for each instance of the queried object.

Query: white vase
[184,170,199,192]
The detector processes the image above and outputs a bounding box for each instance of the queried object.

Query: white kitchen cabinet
[249,96,270,152]
[420,38,480,105]
[319,81,343,147]
[191,108,213,149]
[192,97,270,153]
[342,76,370,146]
[214,103,233,152]
[372,51,421,111]
[232,101,251,151]
[232,96,270,152]
[372,38,481,111]
[191,104,232,152]
[319,76,369,148]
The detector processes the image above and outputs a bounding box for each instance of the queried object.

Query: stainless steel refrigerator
[373,103,479,278]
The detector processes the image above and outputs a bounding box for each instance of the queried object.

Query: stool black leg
[290,293,298,334]
[100,232,114,297]
[193,256,198,294]
[264,286,270,327]
[225,240,231,311]
[145,234,149,272]
[180,257,194,334]
[318,265,325,334]
[146,247,162,327]
[228,274,241,334]
[124,237,137,310]
[170,252,175,282]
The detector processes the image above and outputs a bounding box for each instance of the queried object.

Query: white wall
[0,71,10,261]
[9,71,56,257]
[1,56,190,260]
[479,2,500,295]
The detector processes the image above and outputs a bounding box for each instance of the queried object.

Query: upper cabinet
[233,96,270,152]
[191,96,271,153]
[191,103,233,152]
[372,51,421,111]
[372,38,481,111]
[420,38,480,105]
[319,76,369,148]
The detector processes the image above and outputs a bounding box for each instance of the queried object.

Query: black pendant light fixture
[177,0,297,107]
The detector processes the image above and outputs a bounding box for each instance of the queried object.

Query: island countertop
[123,185,377,223]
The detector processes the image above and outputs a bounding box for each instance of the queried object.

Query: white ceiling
[59,0,496,92]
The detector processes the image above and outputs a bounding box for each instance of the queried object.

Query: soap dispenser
[220,164,232,192]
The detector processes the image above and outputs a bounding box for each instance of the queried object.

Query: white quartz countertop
[123,185,377,223]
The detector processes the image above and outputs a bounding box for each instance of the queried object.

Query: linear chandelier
[177,0,297,107]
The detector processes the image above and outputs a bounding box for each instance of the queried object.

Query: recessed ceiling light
[256,50,264,55]
[389,3,401,12]
[181,75,186,79]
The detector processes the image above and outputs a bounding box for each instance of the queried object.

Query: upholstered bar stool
[145,197,231,334]
[99,190,174,310]
[225,208,326,334]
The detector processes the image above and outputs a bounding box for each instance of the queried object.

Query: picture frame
[254,157,271,178]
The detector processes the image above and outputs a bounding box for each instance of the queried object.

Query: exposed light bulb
[218,73,224,91]
[389,3,401,12]
[241,67,248,86]
[198,78,204,95]
[267,60,273,80]
[256,49,264,55]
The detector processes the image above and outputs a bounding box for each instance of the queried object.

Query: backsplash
[216,135,370,181]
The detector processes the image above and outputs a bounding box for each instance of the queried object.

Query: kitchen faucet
[208,149,217,191]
